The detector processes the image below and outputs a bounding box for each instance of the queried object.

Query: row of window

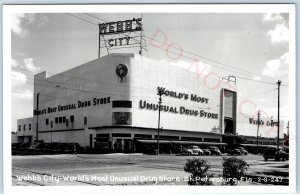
[95,133,221,142]
[246,140,276,145]
[18,124,31,131]
[45,115,88,128]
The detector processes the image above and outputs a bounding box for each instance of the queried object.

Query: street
[12,153,289,186]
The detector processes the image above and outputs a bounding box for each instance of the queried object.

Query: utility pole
[157,89,163,155]
[98,24,101,58]
[256,111,260,154]
[36,93,40,142]
[139,13,143,55]
[277,80,281,150]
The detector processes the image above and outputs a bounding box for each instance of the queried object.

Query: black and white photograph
[2,4,296,193]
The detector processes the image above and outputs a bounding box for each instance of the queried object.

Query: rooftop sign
[99,18,142,35]
[98,18,143,56]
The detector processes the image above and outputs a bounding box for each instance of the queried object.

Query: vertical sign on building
[220,88,237,135]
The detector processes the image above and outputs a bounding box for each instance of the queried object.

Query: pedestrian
[72,143,77,155]
[179,145,183,153]
[133,144,136,153]
[114,142,117,150]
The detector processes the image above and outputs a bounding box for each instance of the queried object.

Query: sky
[10,12,291,133]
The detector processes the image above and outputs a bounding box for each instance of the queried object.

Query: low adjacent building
[16,117,35,143]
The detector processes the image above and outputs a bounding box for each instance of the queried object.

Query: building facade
[15,53,285,152]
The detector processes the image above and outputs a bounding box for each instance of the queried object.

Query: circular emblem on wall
[116,64,128,82]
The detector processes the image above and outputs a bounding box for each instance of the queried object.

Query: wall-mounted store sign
[34,97,111,115]
[157,87,210,104]
[139,100,218,119]
[99,18,142,49]
[249,118,278,127]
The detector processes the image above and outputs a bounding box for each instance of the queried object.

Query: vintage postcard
[2,4,296,194]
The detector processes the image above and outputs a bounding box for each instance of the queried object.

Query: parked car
[53,143,68,153]
[231,149,242,155]
[12,143,22,149]
[181,146,203,155]
[202,149,211,156]
[35,143,48,151]
[207,146,221,155]
[19,143,32,150]
[28,142,42,150]
[45,142,60,151]
[236,147,248,155]
[64,143,83,153]
[282,146,289,153]
[263,147,289,161]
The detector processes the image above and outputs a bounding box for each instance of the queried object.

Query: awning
[136,139,227,146]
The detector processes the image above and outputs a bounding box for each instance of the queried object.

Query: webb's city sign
[99,18,142,47]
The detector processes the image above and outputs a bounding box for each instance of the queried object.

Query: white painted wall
[24,53,284,147]
[130,55,220,133]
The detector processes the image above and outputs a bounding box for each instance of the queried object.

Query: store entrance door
[116,139,122,151]
[224,118,234,134]
[124,139,131,151]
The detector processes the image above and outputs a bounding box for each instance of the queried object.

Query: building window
[112,100,132,108]
[51,121,53,128]
[62,116,66,123]
[96,133,110,138]
[181,136,202,142]
[112,112,132,125]
[59,117,62,123]
[154,135,179,140]
[66,119,69,127]
[18,125,21,131]
[46,119,49,125]
[111,133,131,137]
[203,138,221,142]
[55,117,58,124]
[23,124,26,131]
[29,124,31,130]
[134,134,152,139]
[84,117,87,125]
[70,115,74,123]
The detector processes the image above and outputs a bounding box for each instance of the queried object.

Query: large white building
[15,53,285,152]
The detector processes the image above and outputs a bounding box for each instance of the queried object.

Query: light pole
[256,111,260,154]
[36,93,40,142]
[157,89,163,155]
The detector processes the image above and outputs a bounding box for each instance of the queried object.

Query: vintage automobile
[207,146,222,155]
[52,143,68,153]
[202,149,211,156]
[11,143,22,149]
[181,145,204,155]
[64,143,83,153]
[236,147,248,155]
[19,143,32,150]
[231,149,242,155]
[28,142,42,150]
[263,147,289,161]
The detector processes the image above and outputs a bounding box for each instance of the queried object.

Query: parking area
[12,153,289,186]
